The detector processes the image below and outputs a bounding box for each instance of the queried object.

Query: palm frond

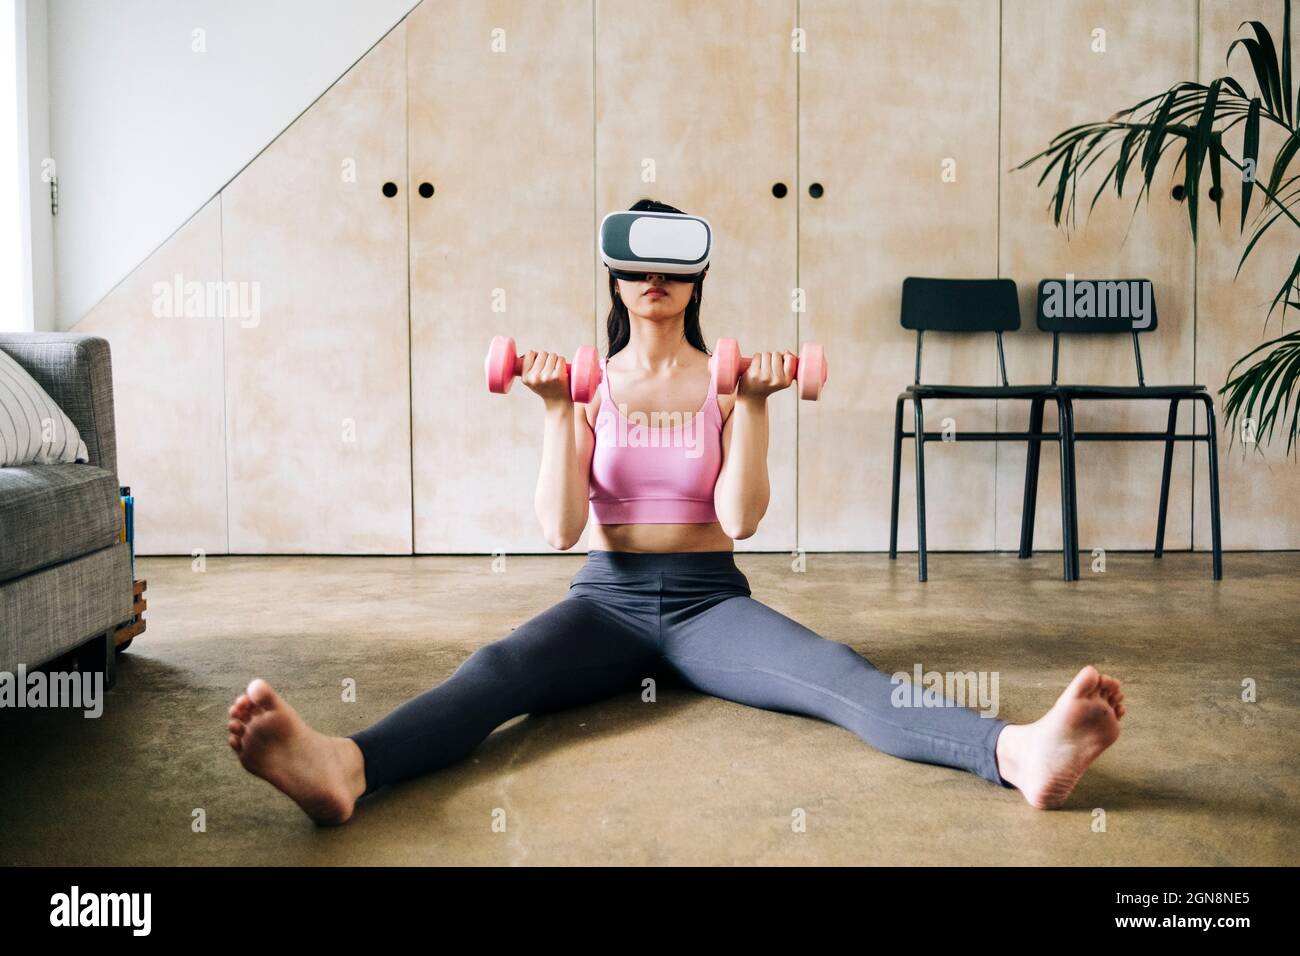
[1016,0,1300,452]
[1221,328,1300,456]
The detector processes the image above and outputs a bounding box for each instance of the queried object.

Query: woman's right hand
[520,351,571,405]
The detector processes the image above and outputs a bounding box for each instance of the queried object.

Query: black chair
[1024,277,1223,580]
[890,277,1075,582]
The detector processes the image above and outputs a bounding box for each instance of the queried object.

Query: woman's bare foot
[995,665,1124,810]
[227,678,368,825]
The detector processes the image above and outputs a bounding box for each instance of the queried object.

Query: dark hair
[605,198,709,358]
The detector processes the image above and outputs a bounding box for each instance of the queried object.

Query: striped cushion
[0,347,90,466]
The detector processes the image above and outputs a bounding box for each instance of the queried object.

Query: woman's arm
[713,351,794,540]
[526,351,594,550]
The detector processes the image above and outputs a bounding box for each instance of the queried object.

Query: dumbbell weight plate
[570,345,602,404]
[797,342,828,401]
[710,338,743,395]
[485,335,519,394]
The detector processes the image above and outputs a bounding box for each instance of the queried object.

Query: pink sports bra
[588,356,724,524]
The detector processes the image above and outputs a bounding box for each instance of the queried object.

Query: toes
[247,678,279,711]
[228,719,245,736]
[229,734,242,752]
[1099,686,1123,716]
[1069,665,1102,696]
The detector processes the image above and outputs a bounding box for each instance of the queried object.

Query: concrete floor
[1,551,1297,865]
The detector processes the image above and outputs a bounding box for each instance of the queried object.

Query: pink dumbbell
[484,335,603,404]
[709,338,829,401]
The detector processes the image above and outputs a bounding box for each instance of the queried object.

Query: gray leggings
[349,550,1012,796]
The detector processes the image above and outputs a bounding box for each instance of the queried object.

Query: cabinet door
[408,0,594,553]
[798,0,1002,550]
[998,0,1197,554]
[76,199,228,556]
[596,0,799,553]
[222,25,412,553]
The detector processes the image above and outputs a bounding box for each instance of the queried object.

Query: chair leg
[1154,397,1179,558]
[890,397,905,560]
[1019,397,1046,558]
[1065,399,1081,580]
[1056,398,1077,581]
[1201,394,1223,580]
[913,398,928,582]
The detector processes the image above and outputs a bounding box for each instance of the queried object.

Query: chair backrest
[1035,278,1158,385]
[900,277,1019,385]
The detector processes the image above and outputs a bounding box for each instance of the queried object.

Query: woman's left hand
[736,351,797,402]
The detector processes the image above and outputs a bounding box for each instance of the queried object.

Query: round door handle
[1171,184,1186,202]
[771,182,788,198]
[382,182,398,198]
[418,182,435,199]
[809,182,824,198]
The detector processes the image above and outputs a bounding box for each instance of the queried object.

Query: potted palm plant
[1017,0,1299,455]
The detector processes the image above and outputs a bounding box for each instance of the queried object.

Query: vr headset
[599,210,711,282]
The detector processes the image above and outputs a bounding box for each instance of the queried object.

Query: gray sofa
[0,333,133,687]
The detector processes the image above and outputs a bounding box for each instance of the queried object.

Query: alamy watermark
[151,272,261,327]
[50,886,150,935]
[605,402,704,458]
[1040,275,1153,329]
[890,663,1000,717]
[0,666,103,718]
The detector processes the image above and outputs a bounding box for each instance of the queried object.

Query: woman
[227,199,1124,825]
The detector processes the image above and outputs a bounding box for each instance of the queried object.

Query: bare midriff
[588,520,735,553]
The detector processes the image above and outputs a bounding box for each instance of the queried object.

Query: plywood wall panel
[999,0,1198,556]
[408,0,595,554]
[595,0,795,554]
[74,0,1294,556]
[1194,0,1300,550]
[221,26,412,554]
[595,0,799,552]
[798,0,1002,552]
[75,199,228,556]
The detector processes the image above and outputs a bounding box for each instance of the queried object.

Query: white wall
[1,0,24,332]
[21,0,52,332]
[47,0,416,328]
